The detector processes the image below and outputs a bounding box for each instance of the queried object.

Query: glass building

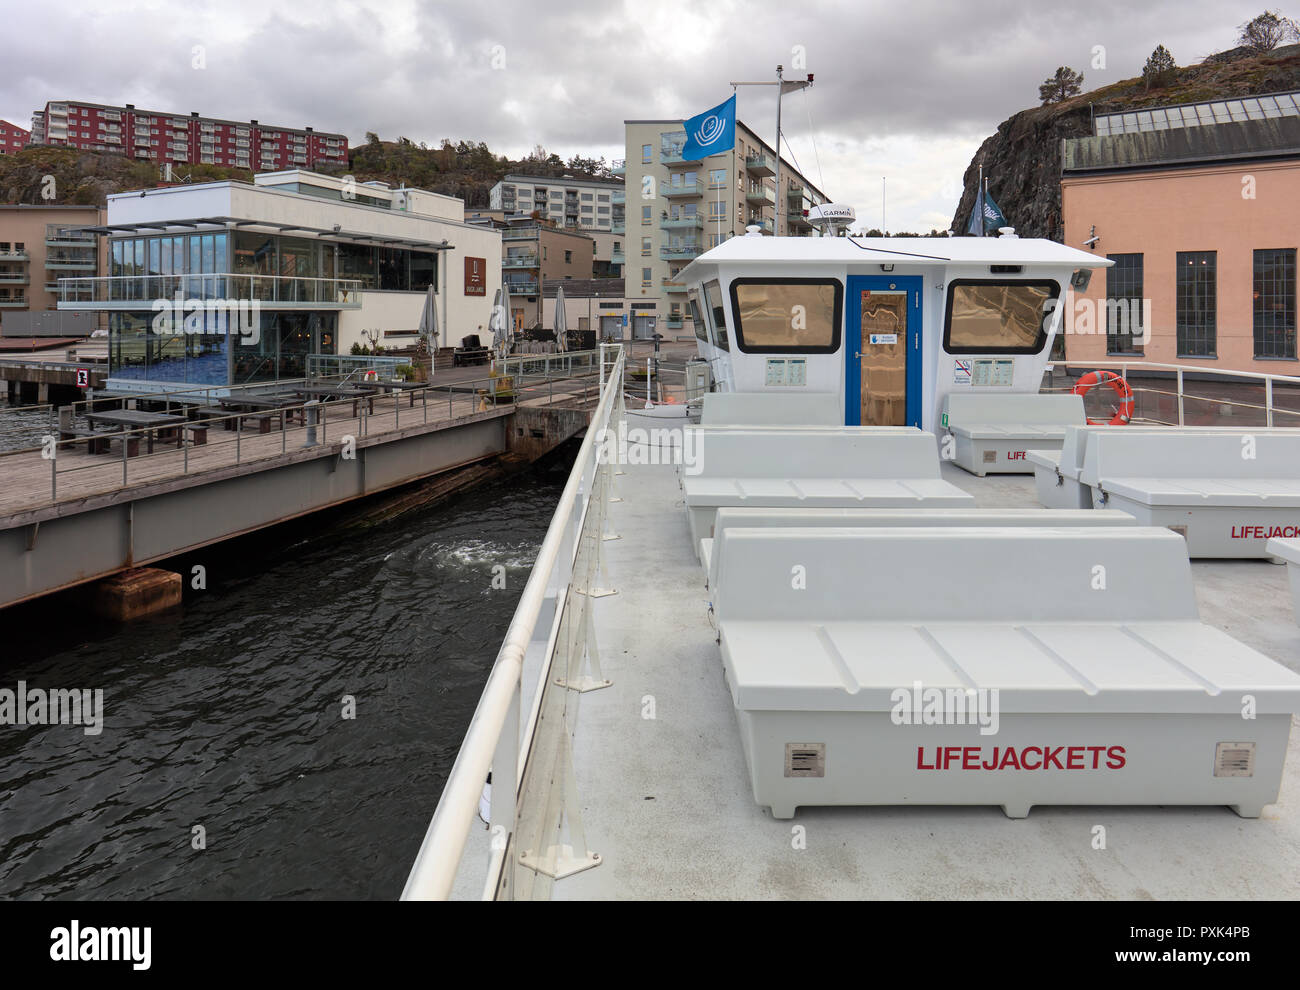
[72,225,440,387]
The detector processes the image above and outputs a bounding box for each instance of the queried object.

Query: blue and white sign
[681,95,737,161]
[868,333,897,345]
[953,358,972,384]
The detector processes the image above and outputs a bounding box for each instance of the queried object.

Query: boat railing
[1043,359,1300,428]
[402,343,626,900]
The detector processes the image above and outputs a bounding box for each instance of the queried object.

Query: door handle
[854,351,862,359]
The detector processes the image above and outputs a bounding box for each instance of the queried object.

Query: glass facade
[105,229,435,385]
[1254,248,1297,360]
[1175,251,1216,358]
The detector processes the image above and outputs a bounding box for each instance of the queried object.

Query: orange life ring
[1072,370,1133,425]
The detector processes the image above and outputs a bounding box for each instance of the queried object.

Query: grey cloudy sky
[0,0,1276,230]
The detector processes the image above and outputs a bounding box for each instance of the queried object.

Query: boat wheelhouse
[676,229,1110,433]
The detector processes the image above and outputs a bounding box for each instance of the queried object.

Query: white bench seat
[713,526,1300,820]
[682,428,973,558]
[1102,478,1300,507]
[943,393,1086,476]
[1266,537,1300,625]
[704,506,1137,589]
[1081,430,1300,556]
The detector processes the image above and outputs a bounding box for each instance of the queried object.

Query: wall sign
[464,257,486,296]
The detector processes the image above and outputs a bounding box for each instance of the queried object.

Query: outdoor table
[369,380,427,407]
[217,394,305,431]
[292,385,376,416]
[83,409,188,455]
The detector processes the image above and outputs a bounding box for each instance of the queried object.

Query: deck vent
[785,743,826,778]
[990,264,1023,274]
[1214,742,1256,777]
[983,450,998,464]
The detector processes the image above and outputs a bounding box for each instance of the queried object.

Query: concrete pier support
[89,568,182,621]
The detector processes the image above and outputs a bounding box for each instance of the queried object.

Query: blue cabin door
[844,276,922,427]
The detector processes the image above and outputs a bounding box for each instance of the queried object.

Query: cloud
[0,0,1268,230]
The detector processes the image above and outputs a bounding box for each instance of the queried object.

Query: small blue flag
[681,95,737,161]
[967,186,1008,235]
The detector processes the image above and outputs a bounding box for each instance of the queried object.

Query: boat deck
[554,456,1300,899]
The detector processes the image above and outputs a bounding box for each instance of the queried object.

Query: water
[0,466,567,899]
[0,402,54,454]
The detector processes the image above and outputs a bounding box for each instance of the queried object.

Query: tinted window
[944,280,1057,354]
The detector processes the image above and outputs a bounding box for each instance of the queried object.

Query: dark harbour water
[0,464,568,899]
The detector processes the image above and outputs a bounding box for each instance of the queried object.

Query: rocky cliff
[951,45,1300,240]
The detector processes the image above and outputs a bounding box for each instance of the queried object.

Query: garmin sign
[806,203,856,235]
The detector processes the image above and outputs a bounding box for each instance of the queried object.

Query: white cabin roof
[677,235,1111,284]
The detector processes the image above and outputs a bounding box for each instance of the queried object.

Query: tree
[1038,66,1084,105]
[1142,45,1178,89]
[365,131,380,146]
[1237,9,1300,51]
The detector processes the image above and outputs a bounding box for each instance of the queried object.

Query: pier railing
[402,343,626,900]
[3,356,606,509]
[1042,359,1300,428]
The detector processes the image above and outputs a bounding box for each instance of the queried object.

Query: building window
[1254,248,1297,359]
[1105,254,1144,354]
[642,267,652,288]
[642,206,651,225]
[564,250,572,263]
[641,238,651,256]
[709,169,726,188]
[581,193,593,201]
[642,144,652,163]
[1175,251,1216,358]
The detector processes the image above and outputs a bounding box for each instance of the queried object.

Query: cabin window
[728,278,843,354]
[689,289,708,344]
[943,279,1058,354]
[704,279,730,351]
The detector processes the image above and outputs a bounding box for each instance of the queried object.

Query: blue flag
[681,95,737,161]
[967,186,1007,235]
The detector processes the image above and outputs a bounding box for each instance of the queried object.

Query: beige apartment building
[0,204,105,333]
[622,119,827,335]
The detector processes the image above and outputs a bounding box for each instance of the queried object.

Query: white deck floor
[554,457,1300,900]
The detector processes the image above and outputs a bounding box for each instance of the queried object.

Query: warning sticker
[953,359,971,384]
[869,333,897,345]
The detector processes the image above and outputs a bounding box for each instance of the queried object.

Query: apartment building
[494,218,596,328]
[29,101,348,171]
[489,173,623,274]
[0,119,30,155]
[1062,92,1300,375]
[0,205,106,332]
[56,170,500,390]
[623,119,828,336]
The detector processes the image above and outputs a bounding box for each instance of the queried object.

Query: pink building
[1061,93,1300,376]
[0,119,30,154]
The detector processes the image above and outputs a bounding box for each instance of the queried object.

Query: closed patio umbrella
[554,284,567,353]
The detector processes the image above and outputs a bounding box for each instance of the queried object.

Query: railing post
[122,428,128,485]
[236,417,241,463]
[1177,368,1185,427]
[1266,377,1274,428]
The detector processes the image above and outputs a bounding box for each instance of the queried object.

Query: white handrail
[401,344,624,900]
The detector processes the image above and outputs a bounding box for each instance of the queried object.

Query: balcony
[787,210,812,231]
[503,226,541,240]
[747,218,774,234]
[661,278,688,294]
[661,147,703,165]
[787,186,805,202]
[611,190,626,205]
[611,159,625,176]
[45,255,97,271]
[660,244,702,260]
[666,316,684,330]
[0,296,27,308]
[46,226,95,247]
[745,186,775,205]
[0,272,31,284]
[503,276,539,294]
[663,182,702,199]
[611,221,625,235]
[611,249,625,264]
[745,154,774,176]
[503,253,539,268]
[56,274,365,311]
[0,249,29,261]
[660,215,703,231]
